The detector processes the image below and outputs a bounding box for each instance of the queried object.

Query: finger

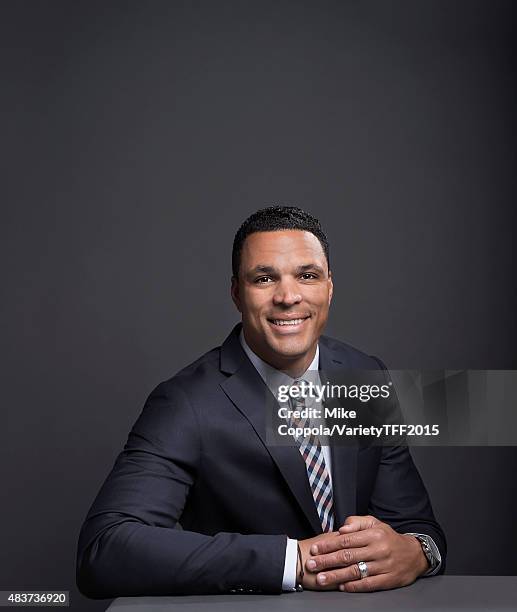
[305,536,374,573]
[340,573,393,593]
[306,543,377,572]
[315,561,385,588]
[309,530,378,556]
[338,515,379,534]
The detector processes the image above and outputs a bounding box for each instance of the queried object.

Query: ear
[231,276,242,312]
[328,270,333,306]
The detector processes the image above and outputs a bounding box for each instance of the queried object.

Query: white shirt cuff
[282,538,299,591]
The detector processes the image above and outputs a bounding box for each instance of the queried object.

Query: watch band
[406,533,439,572]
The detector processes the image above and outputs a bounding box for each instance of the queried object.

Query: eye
[255,276,273,284]
[300,273,317,280]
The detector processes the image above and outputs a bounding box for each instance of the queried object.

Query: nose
[272,277,302,307]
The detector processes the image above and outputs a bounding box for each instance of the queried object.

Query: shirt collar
[239,328,319,396]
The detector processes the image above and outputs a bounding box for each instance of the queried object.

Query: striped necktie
[288,379,335,532]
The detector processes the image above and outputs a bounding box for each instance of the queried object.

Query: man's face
[231,229,333,372]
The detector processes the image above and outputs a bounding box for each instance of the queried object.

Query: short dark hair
[232,205,330,278]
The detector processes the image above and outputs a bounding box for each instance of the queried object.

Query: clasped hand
[297,515,429,592]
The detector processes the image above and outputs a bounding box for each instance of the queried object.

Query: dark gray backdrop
[2,1,516,610]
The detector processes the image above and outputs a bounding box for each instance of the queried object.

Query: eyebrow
[296,264,326,275]
[246,263,326,278]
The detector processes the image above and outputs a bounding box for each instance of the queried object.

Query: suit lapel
[219,324,359,533]
[219,325,323,534]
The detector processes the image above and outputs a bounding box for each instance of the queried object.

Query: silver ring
[357,561,368,579]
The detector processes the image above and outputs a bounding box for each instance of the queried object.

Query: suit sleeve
[367,357,447,572]
[76,381,287,598]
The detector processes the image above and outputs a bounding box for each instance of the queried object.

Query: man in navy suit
[77,206,446,597]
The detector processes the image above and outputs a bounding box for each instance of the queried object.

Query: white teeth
[272,318,305,326]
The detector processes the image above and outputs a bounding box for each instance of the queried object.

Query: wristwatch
[406,533,440,574]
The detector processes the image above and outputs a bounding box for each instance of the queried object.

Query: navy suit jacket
[77,323,446,598]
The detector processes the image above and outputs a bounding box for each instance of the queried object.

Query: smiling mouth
[268,316,311,327]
